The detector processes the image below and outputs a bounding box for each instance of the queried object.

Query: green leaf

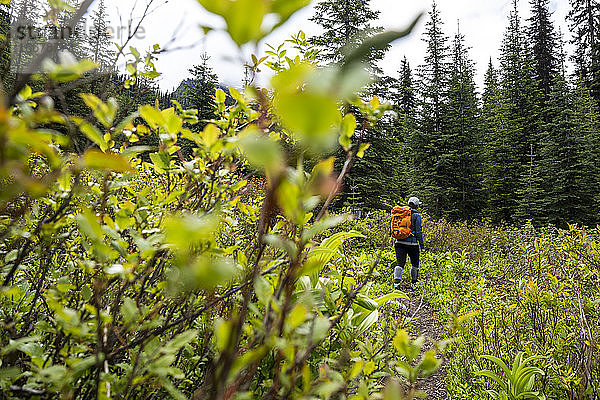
[215,88,226,104]
[120,297,138,324]
[287,304,308,331]
[357,143,370,158]
[375,292,408,306]
[238,128,284,173]
[80,94,118,128]
[198,0,266,46]
[214,318,234,351]
[354,294,378,311]
[271,0,311,28]
[276,91,340,152]
[363,360,376,375]
[263,234,297,258]
[418,350,441,378]
[356,309,378,335]
[76,208,104,242]
[139,105,166,129]
[81,150,133,172]
[189,256,238,290]
[479,354,512,379]
[164,330,198,354]
[149,152,170,172]
[74,118,107,151]
[163,213,220,250]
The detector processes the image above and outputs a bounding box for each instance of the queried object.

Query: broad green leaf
[271,0,310,26]
[275,91,340,151]
[238,128,284,172]
[287,304,308,331]
[164,330,198,353]
[188,257,237,290]
[363,360,376,375]
[312,315,330,342]
[356,309,378,335]
[149,152,170,172]
[81,150,133,172]
[202,124,220,148]
[215,88,226,104]
[80,94,118,128]
[139,105,166,129]
[76,208,104,241]
[163,213,220,250]
[75,118,107,151]
[375,292,409,306]
[418,350,441,377]
[357,143,370,158]
[120,297,138,324]
[214,318,233,351]
[198,0,266,46]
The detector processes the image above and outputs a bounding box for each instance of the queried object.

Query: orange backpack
[390,206,412,240]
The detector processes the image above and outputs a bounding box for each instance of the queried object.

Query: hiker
[391,196,425,290]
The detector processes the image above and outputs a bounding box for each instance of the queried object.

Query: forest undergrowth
[345,212,600,399]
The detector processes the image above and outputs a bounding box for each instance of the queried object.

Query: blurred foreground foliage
[0,0,442,399]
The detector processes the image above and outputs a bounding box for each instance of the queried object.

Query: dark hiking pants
[393,242,419,287]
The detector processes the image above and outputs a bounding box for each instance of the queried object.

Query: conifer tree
[180,53,218,126]
[390,57,416,196]
[310,0,400,211]
[539,47,584,225]
[394,56,415,116]
[571,79,600,224]
[413,0,450,216]
[499,0,545,222]
[481,60,519,222]
[54,0,89,62]
[568,0,600,101]
[86,0,115,71]
[9,0,44,79]
[440,24,481,219]
[527,0,558,102]
[0,3,10,87]
[309,0,385,75]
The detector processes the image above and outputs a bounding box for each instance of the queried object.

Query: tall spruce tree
[86,0,114,71]
[481,60,519,222]
[391,57,417,197]
[499,0,545,222]
[54,0,88,62]
[527,0,558,103]
[9,0,44,79]
[309,0,385,75]
[539,45,589,226]
[180,53,218,125]
[440,24,481,219]
[568,0,600,101]
[413,0,450,216]
[571,79,600,225]
[310,0,401,211]
[394,56,415,116]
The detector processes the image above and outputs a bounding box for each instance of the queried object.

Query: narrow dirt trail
[401,293,447,399]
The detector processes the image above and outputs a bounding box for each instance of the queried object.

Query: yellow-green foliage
[0,1,434,399]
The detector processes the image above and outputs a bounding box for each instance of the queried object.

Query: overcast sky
[98,0,571,92]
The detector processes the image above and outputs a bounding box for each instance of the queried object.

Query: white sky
[96,0,571,92]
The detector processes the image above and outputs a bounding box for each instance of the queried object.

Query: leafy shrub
[0,1,440,399]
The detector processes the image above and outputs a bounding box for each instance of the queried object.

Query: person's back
[393,197,425,290]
